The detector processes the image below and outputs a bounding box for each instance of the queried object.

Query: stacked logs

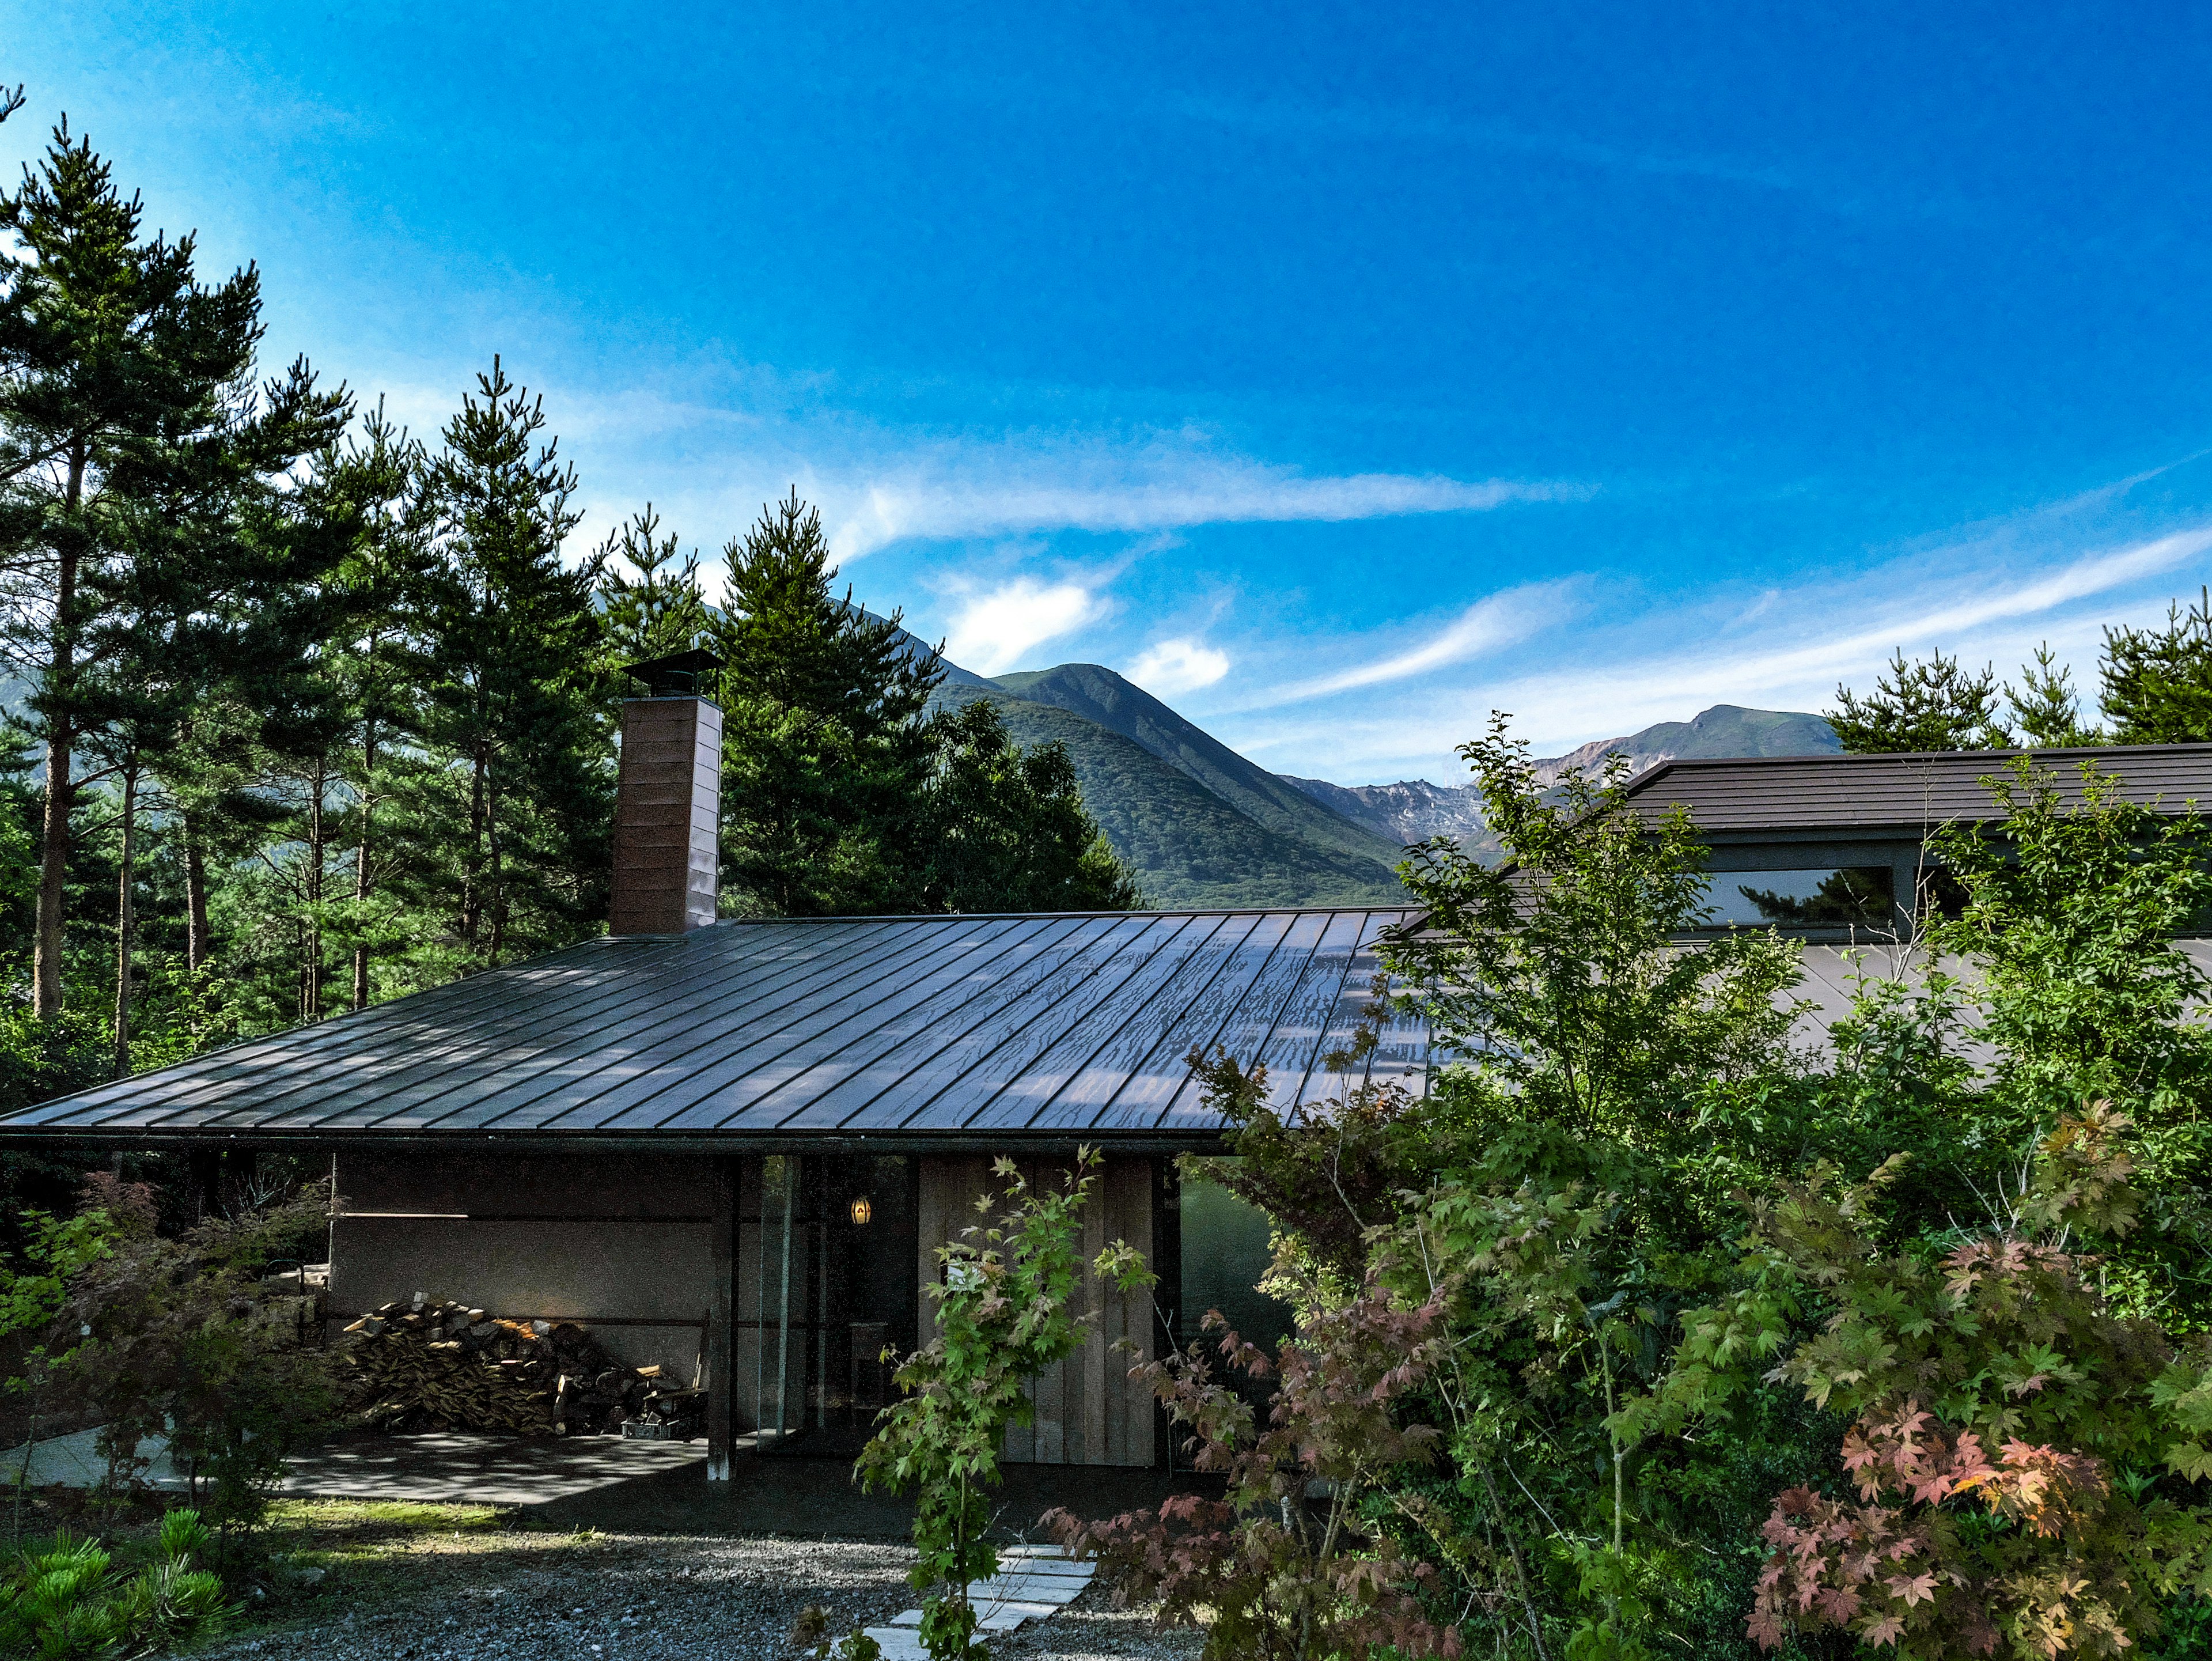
[335,1295,700,1437]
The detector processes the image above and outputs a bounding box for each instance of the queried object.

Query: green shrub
[0,1508,230,1658]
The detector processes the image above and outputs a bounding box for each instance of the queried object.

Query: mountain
[866,619,1403,903]
[943,679,1407,908]
[991,664,1408,873]
[1282,704,1840,845]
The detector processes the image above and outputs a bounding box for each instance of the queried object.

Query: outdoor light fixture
[850,1196,873,1226]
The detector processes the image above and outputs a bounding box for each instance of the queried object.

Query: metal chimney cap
[624,649,724,698]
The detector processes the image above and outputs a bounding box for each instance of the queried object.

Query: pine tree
[93,357,351,1065]
[597,505,707,664]
[1827,648,2009,752]
[705,491,942,915]
[921,700,1143,911]
[416,360,610,967]
[314,406,438,1011]
[0,120,272,1018]
[2003,642,2104,748]
[2101,588,2212,744]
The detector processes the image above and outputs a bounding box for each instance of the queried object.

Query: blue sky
[9,3,2212,782]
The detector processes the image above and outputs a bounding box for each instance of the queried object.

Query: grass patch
[265,1499,509,1539]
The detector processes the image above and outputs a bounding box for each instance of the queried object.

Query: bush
[0,1507,230,1658]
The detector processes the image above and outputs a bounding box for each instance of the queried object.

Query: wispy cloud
[1258,580,1581,705]
[1126,637,1230,696]
[824,431,1578,559]
[1225,527,2212,781]
[942,578,1105,675]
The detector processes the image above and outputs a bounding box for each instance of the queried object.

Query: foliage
[415,357,611,968]
[1179,1040,1431,1282]
[597,504,708,665]
[1828,648,2010,752]
[709,494,1139,918]
[0,1508,230,1659]
[1047,1281,1463,1661]
[1925,756,2212,1322]
[44,1185,339,1545]
[1738,1108,2212,1659]
[854,1148,1152,1660]
[1389,713,1806,1148]
[791,1603,886,1660]
[920,699,1142,912]
[2103,588,2212,744]
[2007,643,2105,747]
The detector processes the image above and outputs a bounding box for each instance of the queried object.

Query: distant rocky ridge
[1280,704,1841,846]
[878,616,1840,903]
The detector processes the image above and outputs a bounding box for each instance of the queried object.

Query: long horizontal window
[1701,867,1895,930]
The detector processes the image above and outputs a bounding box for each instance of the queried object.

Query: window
[1702,867,1895,931]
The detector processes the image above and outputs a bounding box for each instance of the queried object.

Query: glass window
[1702,867,1895,930]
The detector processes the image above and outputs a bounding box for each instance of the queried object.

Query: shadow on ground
[279,1430,1215,1541]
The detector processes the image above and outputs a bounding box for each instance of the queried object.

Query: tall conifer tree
[0,120,272,1017]
[705,491,941,915]
[417,360,610,967]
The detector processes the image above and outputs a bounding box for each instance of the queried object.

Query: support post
[706,1155,736,1481]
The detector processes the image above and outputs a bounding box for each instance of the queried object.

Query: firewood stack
[335,1294,694,1437]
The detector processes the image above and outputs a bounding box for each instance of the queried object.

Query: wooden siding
[916,1153,1155,1467]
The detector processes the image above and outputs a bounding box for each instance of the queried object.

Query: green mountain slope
[993,664,1410,869]
[942,682,1407,908]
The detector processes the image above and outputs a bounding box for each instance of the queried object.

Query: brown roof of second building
[1619,744,2212,834]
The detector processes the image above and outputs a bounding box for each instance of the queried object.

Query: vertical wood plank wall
[916,1154,1156,1467]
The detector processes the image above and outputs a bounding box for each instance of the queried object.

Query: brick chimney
[610,650,724,936]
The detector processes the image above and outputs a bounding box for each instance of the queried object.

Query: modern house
[5,705,2209,1478]
[1622,744,2212,941]
[0,665,1426,1477]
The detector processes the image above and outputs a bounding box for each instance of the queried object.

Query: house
[1620,744,2212,941]
[0,665,1426,1477]
[5,702,2208,1478]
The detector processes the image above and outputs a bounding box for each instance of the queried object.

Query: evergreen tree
[416,360,611,967]
[92,357,351,1065]
[921,700,1142,911]
[705,491,941,915]
[2003,641,2104,748]
[597,505,707,664]
[2101,587,2212,743]
[0,120,271,1018]
[1826,647,2009,752]
[312,406,438,1011]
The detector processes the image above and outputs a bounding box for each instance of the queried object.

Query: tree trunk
[303,758,326,1021]
[352,717,376,1011]
[183,811,212,975]
[463,739,487,957]
[112,758,137,1079]
[33,445,86,1021]
[486,771,505,967]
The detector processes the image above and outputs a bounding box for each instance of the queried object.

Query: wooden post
[707,1155,736,1480]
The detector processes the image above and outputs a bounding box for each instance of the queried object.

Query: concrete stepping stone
[866,1554,1096,1653]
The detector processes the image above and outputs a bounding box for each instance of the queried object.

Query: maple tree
[1738,1106,2212,1658]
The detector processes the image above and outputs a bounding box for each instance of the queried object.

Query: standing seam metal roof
[1619,744,2212,833]
[0,909,1425,1144]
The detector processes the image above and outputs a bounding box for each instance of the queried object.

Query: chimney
[610,650,724,936]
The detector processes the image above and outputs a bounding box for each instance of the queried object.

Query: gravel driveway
[202,1528,1203,1661]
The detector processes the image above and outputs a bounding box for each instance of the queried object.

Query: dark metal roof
[0,909,1425,1148]
[1620,744,2212,834]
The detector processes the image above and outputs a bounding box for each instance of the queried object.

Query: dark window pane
[1703,867,1895,930]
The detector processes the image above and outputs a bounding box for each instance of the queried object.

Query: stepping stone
[862,1629,930,1660]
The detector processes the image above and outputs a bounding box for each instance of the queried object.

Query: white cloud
[1260,580,1580,704]
[824,432,1578,558]
[943,579,1104,675]
[1126,637,1231,696]
[1222,524,2212,782]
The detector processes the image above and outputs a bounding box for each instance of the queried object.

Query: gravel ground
[201,1529,1204,1661]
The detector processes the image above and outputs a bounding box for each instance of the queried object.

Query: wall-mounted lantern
[850,1195,873,1226]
